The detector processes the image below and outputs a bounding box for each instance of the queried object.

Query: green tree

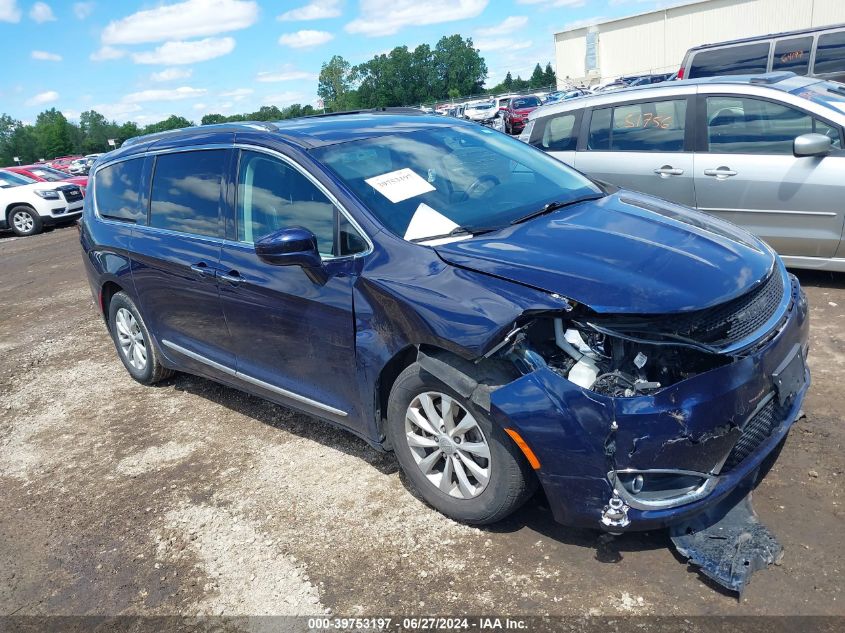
[34,108,73,159]
[201,113,228,125]
[529,63,545,89]
[503,71,514,91]
[318,55,357,111]
[433,35,487,97]
[544,62,557,88]
[117,121,141,144]
[143,115,192,135]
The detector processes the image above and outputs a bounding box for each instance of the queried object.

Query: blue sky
[0,0,669,125]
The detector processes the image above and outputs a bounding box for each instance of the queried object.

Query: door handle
[654,165,684,177]
[219,270,242,286]
[190,262,214,277]
[703,167,738,178]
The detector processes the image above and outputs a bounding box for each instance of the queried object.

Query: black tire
[386,362,537,525]
[8,206,42,237]
[108,291,173,385]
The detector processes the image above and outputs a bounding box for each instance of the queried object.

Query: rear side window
[689,43,770,78]
[538,112,578,151]
[95,158,145,223]
[150,150,226,238]
[814,31,845,75]
[587,99,687,152]
[773,37,813,74]
[706,96,841,154]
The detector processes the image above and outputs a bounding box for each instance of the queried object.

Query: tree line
[1,34,555,165]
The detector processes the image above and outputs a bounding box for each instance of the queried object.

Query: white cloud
[90,46,126,61]
[150,67,193,82]
[92,102,142,120]
[278,30,333,48]
[476,16,528,37]
[256,66,316,82]
[475,37,533,52]
[31,50,62,61]
[29,1,55,23]
[562,15,605,31]
[219,88,253,101]
[26,90,59,105]
[0,0,21,22]
[278,0,341,21]
[132,37,235,65]
[262,91,307,106]
[517,0,585,7]
[193,102,207,110]
[73,1,94,19]
[102,0,258,45]
[123,86,207,103]
[346,0,487,37]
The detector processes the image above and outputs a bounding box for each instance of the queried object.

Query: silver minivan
[523,73,845,272]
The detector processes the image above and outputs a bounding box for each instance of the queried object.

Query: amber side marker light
[504,428,541,470]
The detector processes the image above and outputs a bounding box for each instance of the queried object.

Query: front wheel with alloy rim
[387,362,537,524]
[108,291,173,385]
[8,206,42,237]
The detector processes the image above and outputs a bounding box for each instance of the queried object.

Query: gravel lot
[0,226,843,619]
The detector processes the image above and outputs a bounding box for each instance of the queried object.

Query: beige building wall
[554,0,845,86]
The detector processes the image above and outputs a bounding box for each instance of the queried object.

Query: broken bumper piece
[670,489,782,594]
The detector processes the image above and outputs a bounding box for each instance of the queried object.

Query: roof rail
[749,71,796,85]
[303,107,426,119]
[122,120,280,147]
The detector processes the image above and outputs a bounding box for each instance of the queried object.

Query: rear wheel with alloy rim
[387,362,537,524]
[9,206,42,237]
[108,291,173,385]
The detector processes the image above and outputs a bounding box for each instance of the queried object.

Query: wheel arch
[99,280,124,329]
[5,202,37,221]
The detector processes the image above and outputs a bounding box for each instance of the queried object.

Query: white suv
[0,169,84,237]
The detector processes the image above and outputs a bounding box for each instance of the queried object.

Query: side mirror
[255,227,322,268]
[793,133,832,157]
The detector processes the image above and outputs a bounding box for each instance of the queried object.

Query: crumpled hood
[434,192,776,314]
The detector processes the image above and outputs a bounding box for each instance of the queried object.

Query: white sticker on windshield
[365,168,435,203]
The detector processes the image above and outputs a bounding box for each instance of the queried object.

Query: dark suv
[81,113,809,537]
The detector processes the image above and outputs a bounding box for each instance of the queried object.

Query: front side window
[95,158,145,223]
[773,37,813,74]
[150,150,226,238]
[237,150,336,255]
[311,124,601,241]
[814,31,845,75]
[587,99,687,152]
[689,43,770,78]
[706,96,841,154]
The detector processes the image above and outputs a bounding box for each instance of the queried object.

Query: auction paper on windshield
[365,168,435,203]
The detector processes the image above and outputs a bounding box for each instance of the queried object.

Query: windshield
[793,81,845,115]
[512,97,540,109]
[311,124,601,241]
[0,171,36,188]
[30,167,68,181]
[469,103,494,110]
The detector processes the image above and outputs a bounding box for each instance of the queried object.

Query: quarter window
[814,31,845,75]
[689,43,770,78]
[539,112,578,151]
[150,150,226,237]
[95,158,145,223]
[237,150,365,257]
[706,96,841,154]
[588,99,687,152]
[773,37,813,74]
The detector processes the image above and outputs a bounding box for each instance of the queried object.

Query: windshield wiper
[410,225,498,243]
[509,193,604,226]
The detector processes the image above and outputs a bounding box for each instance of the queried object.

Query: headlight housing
[34,190,61,199]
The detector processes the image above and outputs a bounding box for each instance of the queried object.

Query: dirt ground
[0,226,843,620]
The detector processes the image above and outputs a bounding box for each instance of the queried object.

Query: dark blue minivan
[80,112,810,532]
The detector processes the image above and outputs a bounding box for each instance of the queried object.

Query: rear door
[529,108,582,166]
[573,95,696,207]
[812,29,845,83]
[131,147,235,375]
[693,93,845,258]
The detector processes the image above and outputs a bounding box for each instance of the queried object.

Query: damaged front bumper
[489,273,810,532]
